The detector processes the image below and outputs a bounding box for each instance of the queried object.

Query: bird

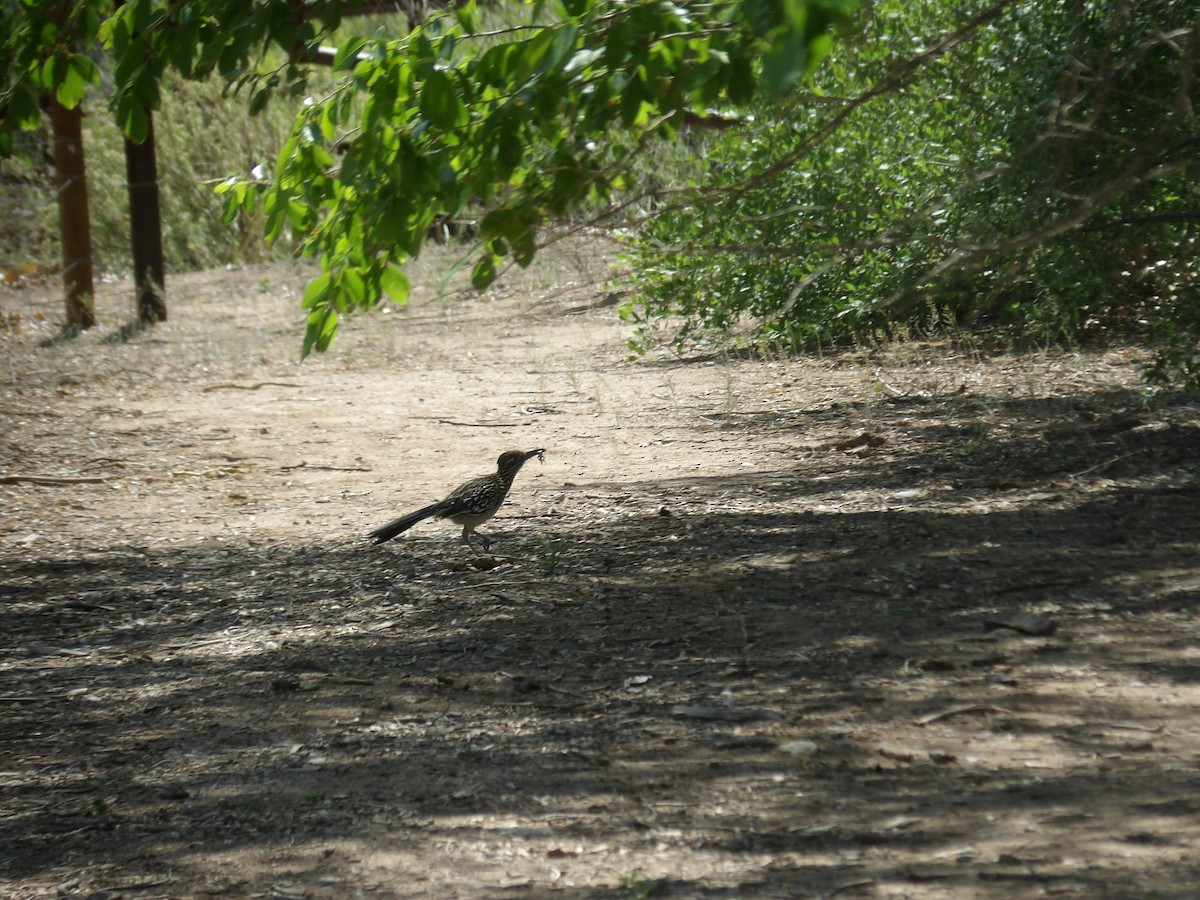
[369,448,545,550]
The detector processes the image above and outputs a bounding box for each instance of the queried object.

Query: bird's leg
[460,525,491,551]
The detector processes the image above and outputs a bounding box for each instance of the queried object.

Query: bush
[623,0,1200,388]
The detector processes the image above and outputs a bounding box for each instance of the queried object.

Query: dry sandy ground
[2,242,1200,898]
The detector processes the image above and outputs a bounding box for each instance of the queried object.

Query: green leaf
[217,180,246,224]
[302,307,339,359]
[565,46,604,74]
[341,267,367,308]
[76,3,102,42]
[333,37,367,71]
[471,252,499,291]
[805,32,835,76]
[117,94,150,143]
[487,207,538,266]
[543,24,580,75]
[71,53,97,83]
[560,0,595,17]
[5,85,42,130]
[677,55,720,95]
[727,54,756,105]
[420,70,467,129]
[780,0,809,29]
[104,10,131,57]
[761,28,809,96]
[491,111,524,180]
[248,86,271,116]
[170,22,197,75]
[128,0,151,35]
[264,192,287,241]
[478,42,516,85]
[302,272,333,309]
[40,56,64,93]
[515,29,556,83]
[287,199,309,229]
[512,228,537,267]
[453,0,478,33]
[275,133,300,172]
[381,265,411,304]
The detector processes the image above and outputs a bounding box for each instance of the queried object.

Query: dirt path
[3,244,1200,898]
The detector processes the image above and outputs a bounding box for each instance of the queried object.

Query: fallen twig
[915,705,1011,726]
[1098,721,1165,733]
[1069,449,1147,479]
[201,381,302,392]
[0,474,109,485]
[280,462,372,472]
[434,418,534,428]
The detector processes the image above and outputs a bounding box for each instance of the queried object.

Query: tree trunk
[124,112,167,324]
[48,95,95,330]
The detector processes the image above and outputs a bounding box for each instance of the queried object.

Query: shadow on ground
[4,403,1200,896]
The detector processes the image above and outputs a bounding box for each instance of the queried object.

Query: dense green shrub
[623,0,1199,387]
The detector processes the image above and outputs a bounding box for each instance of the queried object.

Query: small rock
[1125,830,1168,845]
[983,612,1057,636]
[779,739,819,757]
[918,658,957,672]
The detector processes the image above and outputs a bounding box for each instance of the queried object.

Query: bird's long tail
[369,502,444,544]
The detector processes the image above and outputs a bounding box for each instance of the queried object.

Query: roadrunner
[370,448,545,550]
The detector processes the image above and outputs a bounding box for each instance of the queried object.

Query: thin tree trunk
[125,112,167,324]
[48,94,95,330]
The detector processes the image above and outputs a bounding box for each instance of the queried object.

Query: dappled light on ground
[3,246,1200,897]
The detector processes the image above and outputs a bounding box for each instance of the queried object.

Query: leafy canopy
[216,0,860,356]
